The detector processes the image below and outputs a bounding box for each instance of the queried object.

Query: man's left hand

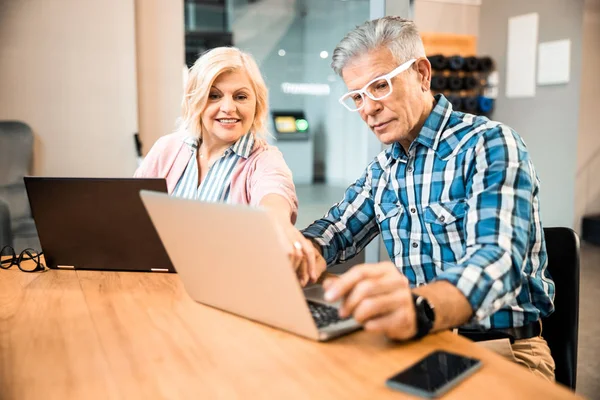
[322,261,417,340]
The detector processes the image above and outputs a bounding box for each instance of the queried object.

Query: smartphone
[385,350,482,398]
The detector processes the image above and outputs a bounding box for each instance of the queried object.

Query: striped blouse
[172,133,254,202]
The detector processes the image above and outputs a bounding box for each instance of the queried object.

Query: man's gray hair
[331,16,426,76]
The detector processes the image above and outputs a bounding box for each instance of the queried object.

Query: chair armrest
[0,196,13,247]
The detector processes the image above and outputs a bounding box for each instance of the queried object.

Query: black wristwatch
[412,293,435,339]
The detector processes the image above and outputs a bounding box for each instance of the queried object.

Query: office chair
[0,121,40,250]
[542,227,580,390]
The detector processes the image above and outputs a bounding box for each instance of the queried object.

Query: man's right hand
[294,239,327,287]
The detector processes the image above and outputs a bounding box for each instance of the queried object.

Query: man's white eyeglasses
[339,58,417,112]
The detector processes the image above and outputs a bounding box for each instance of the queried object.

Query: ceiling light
[281,82,331,96]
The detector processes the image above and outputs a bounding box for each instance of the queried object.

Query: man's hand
[322,261,417,340]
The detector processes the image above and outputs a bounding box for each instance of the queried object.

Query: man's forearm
[413,281,473,332]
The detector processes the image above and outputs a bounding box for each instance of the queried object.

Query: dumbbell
[461,96,479,113]
[431,75,448,91]
[445,94,463,111]
[477,96,494,114]
[463,56,480,72]
[448,76,463,91]
[448,55,465,71]
[428,55,448,71]
[478,57,493,72]
[462,76,479,90]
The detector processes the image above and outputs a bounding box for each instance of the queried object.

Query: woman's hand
[259,194,326,286]
[275,222,320,286]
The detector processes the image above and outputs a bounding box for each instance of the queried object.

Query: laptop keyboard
[307,301,349,328]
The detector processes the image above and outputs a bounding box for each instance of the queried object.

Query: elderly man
[296,16,555,381]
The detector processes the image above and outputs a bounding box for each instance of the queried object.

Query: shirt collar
[384,142,405,167]
[183,135,199,149]
[416,93,452,152]
[182,132,255,159]
[230,132,255,159]
[382,94,456,167]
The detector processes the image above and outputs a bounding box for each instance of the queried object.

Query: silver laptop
[139,190,361,341]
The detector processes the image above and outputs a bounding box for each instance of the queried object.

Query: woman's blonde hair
[181,47,270,140]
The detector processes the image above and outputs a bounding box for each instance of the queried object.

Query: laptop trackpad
[303,284,342,308]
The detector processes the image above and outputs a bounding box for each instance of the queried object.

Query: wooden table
[0,268,581,400]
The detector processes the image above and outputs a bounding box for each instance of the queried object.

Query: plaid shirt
[303,95,555,330]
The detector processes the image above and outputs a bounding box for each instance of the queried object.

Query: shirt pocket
[424,199,467,246]
[374,202,404,257]
[375,202,402,221]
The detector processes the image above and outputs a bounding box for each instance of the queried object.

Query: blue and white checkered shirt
[302,95,555,330]
[172,132,254,202]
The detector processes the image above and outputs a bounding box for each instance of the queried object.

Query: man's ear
[416,57,432,92]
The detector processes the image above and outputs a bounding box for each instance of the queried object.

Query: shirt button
[376,214,381,218]
[439,215,445,222]
[410,207,416,213]
[412,242,418,248]
[407,167,414,173]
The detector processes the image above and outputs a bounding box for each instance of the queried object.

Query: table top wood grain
[0,268,581,399]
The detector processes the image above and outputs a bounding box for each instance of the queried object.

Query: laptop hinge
[150,268,169,272]
[57,265,76,269]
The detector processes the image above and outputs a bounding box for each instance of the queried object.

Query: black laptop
[24,177,174,272]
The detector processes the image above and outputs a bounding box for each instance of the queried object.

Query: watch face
[412,294,434,339]
[423,300,435,321]
[416,295,435,322]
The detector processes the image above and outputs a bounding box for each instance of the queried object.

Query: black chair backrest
[541,227,580,389]
[0,121,35,226]
[0,121,34,186]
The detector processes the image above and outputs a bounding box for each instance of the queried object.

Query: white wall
[0,0,139,177]
[416,0,593,229]
[385,0,413,19]
[414,0,479,36]
[478,0,584,228]
[135,0,185,156]
[575,0,600,230]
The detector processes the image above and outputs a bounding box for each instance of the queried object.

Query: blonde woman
[135,47,320,285]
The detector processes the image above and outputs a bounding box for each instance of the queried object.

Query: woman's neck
[199,136,231,160]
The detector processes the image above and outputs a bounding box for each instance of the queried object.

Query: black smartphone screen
[386,351,481,397]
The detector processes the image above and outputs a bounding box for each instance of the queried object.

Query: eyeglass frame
[0,245,46,273]
[338,58,418,112]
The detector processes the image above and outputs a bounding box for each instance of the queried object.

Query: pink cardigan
[134,132,298,223]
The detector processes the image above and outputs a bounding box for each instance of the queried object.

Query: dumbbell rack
[428,55,495,117]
